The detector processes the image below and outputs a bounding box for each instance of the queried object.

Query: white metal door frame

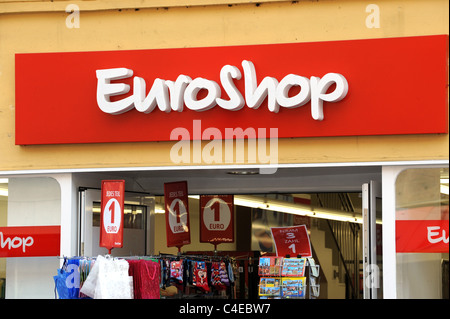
[78,188,155,257]
[362,180,381,299]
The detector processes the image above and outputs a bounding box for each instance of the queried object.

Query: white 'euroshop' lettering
[96,60,348,120]
[427,226,449,244]
[0,232,34,253]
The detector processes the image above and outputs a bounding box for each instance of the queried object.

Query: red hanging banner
[200,195,234,245]
[164,181,191,249]
[0,225,60,257]
[271,225,312,258]
[100,180,125,252]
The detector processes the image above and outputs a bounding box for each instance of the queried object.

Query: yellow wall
[0,0,448,171]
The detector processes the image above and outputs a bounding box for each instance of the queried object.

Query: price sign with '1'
[200,195,234,245]
[164,181,191,249]
[270,225,312,258]
[100,180,125,252]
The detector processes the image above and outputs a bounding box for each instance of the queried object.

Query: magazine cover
[281,277,306,298]
[281,258,306,277]
[259,277,282,297]
[258,257,283,276]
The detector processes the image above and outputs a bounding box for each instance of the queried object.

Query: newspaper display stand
[307,258,321,299]
[258,256,320,299]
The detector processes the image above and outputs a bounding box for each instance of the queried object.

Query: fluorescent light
[155,204,165,214]
[0,178,8,184]
[441,185,449,195]
[0,188,8,196]
[185,194,371,224]
[265,203,311,216]
[232,195,364,224]
[234,196,268,209]
[312,209,363,224]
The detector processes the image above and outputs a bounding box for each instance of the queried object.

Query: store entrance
[75,165,382,299]
[233,191,379,299]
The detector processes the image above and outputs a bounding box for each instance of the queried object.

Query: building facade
[0,0,448,299]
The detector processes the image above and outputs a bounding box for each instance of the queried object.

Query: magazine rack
[307,258,320,299]
[280,276,306,299]
[257,256,320,299]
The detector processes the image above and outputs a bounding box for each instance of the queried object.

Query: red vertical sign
[200,195,234,245]
[271,225,312,258]
[164,181,191,249]
[100,180,125,252]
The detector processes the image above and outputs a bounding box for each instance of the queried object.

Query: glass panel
[1,177,61,299]
[92,202,146,229]
[395,167,449,299]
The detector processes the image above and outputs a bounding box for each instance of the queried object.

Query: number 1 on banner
[173,200,181,224]
[288,244,296,254]
[211,200,221,222]
[109,203,115,225]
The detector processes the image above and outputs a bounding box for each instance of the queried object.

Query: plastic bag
[80,255,133,299]
[53,268,71,299]
[79,257,100,298]
[96,257,133,299]
[54,257,80,299]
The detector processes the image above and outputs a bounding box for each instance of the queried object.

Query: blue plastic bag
[53,258,80,299]
[53,268,70,299]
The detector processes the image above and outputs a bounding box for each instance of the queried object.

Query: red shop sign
[164,181,191,249]
[15,35,448,145]
[200,195,234,245]
[100,180,125,252]
[271,225,312,258]
[396,220,449,253]
[0,225,60,257]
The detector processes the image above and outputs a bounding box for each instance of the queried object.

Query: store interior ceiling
[75,165,384,223]
[80,165,382,195]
